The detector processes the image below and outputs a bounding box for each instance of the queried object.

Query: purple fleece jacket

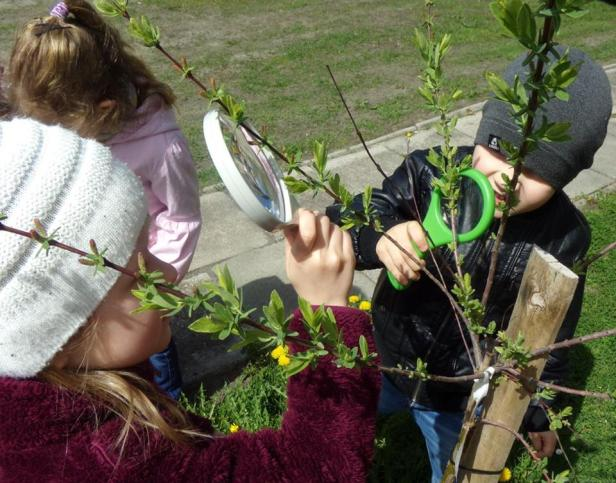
[0,307,379,482]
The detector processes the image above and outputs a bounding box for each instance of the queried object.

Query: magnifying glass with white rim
[203,109,298,232]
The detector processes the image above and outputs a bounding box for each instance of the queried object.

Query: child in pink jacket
[8,0,201,398]
[107,94,201,280]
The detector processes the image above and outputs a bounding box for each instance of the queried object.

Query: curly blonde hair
[8,0,175,140]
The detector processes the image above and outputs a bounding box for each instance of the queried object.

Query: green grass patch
[4,1,613,188]
[181,357,287,434]
[181,191,616,480]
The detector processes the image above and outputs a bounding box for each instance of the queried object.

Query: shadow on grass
[507,344,595,480]
[549,344,598,476]
[369,412,431,482]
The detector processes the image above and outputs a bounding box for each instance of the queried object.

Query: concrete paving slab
[191,190,273,269]
[406,125,476,151]
[591,132,616,179]
[453,111,482,138]
[565,168,615,199]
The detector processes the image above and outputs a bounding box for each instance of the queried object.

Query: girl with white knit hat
[0,117,379,481]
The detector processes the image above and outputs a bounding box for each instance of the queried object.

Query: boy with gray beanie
[327,46,612,482]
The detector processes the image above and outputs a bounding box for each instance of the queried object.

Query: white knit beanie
[0,118,147,378]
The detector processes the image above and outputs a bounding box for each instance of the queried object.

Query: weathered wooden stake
[455,246,579,482]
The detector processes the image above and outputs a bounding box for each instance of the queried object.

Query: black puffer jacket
[327,146,591,431]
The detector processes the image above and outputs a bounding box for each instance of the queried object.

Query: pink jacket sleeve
[148,134,202,281]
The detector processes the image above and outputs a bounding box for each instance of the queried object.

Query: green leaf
[554,90,570,101]
[312,140,328,176]
[490,0,524,38]
[542,122,571,142]
[215,265,237,297]
[298,297,314,327]
[413,28,430,61]
[128,15,160,47]
[284,176,311,194]
[549,418,563,431]
[362,185,373,215]
[516,3,537,49]
[321,308,340,342]
[359,335,369,359]
[485,71,517,105]
[563,9,588,19]
[228,329,271,351]
[284,355,312,377]
[189,316,228,334]
[418,86,435,105]
[552,470,570,483]
[94,0,127,17]
[415,358,429,381]
[219,325,233,340]
[534,387,556,402]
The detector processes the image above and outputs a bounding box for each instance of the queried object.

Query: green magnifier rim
[387,167,495,291]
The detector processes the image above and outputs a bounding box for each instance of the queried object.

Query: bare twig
[0,221,186,298]
[481,419,541,461]
[458,415,556,483]
[325,65,391,181]
[577,240,616,273]
[480,419,553,482]
[531,327,616,359]
[378,363,510,384]
[505,368,614,401]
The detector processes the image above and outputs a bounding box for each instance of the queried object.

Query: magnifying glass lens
[219,114,286,221]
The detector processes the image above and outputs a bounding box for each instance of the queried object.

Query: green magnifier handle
[387,168,495,291]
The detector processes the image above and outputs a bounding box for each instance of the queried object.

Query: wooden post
[456,246,579,482]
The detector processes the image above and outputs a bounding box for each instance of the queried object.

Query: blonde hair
[8,0,175,140]
[38,319,209,457]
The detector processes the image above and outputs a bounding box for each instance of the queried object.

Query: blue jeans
[149,337,183,400]
[379,375,464,483]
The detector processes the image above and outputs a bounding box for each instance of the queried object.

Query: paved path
[175,64,616,395]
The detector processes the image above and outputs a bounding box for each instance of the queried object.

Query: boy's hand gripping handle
[387,168,496,291]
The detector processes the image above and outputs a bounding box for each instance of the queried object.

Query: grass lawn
[183,190,616,482]
[1,1,615,186]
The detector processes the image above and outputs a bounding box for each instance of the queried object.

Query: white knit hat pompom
[0,118,147,378]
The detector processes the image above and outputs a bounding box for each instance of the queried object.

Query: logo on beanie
[488,134,501,153]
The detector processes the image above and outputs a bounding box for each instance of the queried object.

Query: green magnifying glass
[387,168,496,291]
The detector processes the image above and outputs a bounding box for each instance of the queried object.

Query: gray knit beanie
[475,46,613,189]
[0,118,147,378]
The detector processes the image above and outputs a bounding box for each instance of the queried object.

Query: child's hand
[376,221,428,285]
[528,431,557,458]
[284,209,355,307]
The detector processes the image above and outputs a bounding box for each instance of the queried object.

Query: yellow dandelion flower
[270,345,287,360]
[499,467,512,482]
[277,354,291,366]
[348,295,360,304]
[358,300,372,311]
[229,424,240,433]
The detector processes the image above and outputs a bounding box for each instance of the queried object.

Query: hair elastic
[50,2,69,19]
